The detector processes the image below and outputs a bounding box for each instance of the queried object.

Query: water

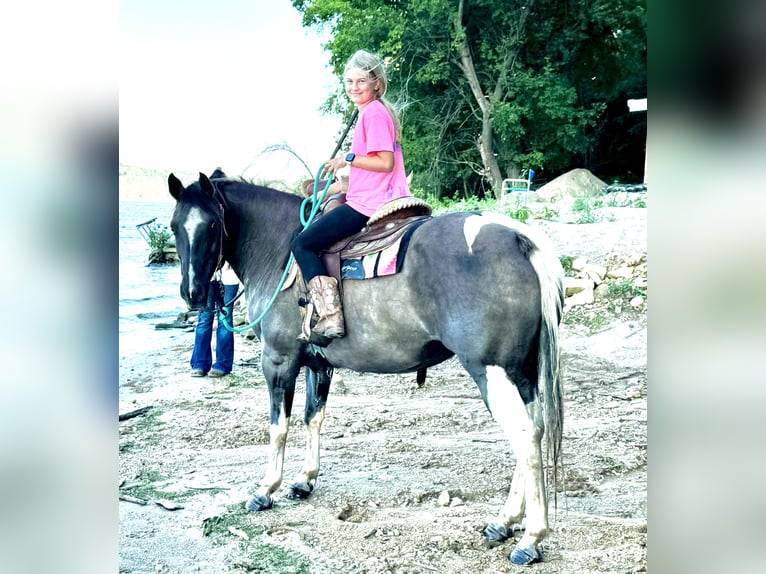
[119,200,189,356]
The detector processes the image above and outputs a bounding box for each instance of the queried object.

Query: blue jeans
[190,283,238,373]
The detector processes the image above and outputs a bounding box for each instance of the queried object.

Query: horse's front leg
[288,365,333,499]
[245,352,300,512]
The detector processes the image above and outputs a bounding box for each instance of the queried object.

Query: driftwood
[119,494,148,505]
[154,321,195,331]
[119,406,152,422]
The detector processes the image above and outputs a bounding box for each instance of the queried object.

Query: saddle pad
[341,237,402,280]
[340,217,429,280]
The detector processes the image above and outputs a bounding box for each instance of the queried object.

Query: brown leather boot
[307,275,345,339]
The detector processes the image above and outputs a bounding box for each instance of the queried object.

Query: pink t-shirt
[346,100,411,217]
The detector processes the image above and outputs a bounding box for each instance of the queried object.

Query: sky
[120,0,342,182]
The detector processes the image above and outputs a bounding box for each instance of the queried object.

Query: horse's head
[168,172,228,310]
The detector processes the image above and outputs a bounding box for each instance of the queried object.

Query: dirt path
[119,205,647,574]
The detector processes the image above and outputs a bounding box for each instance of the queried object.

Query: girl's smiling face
[344,68,378,108]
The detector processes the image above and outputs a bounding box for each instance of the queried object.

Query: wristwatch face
[345,152,355,163]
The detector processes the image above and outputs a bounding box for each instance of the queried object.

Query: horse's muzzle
[181,284,207,311]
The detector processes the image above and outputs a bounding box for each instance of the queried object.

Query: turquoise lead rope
[217,166,333,333]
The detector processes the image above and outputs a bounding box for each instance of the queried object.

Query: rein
[218,109,359,333]
[214,199,228,273]
[218,167,333,333]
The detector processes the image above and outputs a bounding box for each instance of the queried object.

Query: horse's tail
[499,215,565,493]
[528,239,564,485]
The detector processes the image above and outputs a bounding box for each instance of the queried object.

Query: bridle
[213,196,228,273]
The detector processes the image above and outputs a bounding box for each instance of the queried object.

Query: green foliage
[146,223,176,265]
[506,204,531,223]
[608,278,646,299]
[535,205,559,221]
[292,0,646,199]
[146,223,171,253]
[559,255,574,274]
[605,194,647,208]
[426,192,556,225]
[571,197,600,224]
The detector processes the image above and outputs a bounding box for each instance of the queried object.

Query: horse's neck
[224,190,299,303]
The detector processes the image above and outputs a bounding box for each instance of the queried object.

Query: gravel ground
[119,200,647,573]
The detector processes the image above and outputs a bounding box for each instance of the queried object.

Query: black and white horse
[168,171,565,565]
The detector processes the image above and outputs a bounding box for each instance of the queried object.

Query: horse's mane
[213,178,304,311]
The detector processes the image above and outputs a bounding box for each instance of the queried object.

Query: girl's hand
[322,157,346,178]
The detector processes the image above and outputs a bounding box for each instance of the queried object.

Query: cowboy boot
[307,275,345,339]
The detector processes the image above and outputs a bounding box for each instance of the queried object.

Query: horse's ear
[210,167,227,179]
[199,172,215,197]
[168,173,184,201]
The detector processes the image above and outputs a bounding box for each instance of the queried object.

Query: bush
[146,223,171,253]
[146,223,174,264]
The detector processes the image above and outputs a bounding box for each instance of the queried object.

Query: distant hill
[119,164,198,202]
[120,164,304,201]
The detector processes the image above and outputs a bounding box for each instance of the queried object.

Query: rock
[633,277,648,289]
[607,266,633,280]
[536,168,607,202]
[565,289,595,310]
[565,277,594,297]
[449,497,464,507]
[627,253,646,266]
[336,503,353,521]
[571,257,588,271]
[437,490,450,506]
[629,296,645,308]
[594,283,610,300]
[582,263,607,284]
[430,535,445,545]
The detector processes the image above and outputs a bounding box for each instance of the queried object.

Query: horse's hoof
[509,545,542,565]
[483,523,512,548]
[245,494,273,512]
[287,482,314,500]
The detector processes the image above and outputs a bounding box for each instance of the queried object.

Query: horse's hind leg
[288,366,332,499]
[475,364,548,564]
[484,461,525,547]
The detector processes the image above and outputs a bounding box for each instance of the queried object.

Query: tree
[292,0,646,197]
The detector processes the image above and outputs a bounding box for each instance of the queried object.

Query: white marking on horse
[484,365,548,549]
[183,207,206,288]
[295,404,326,488]
[463,212,515,253]
[463,212,559,257]
[257,405,289,500]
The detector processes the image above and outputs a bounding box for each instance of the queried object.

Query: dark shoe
[190,368,207,377]
[307,275,345,338]
[209,368,229,378]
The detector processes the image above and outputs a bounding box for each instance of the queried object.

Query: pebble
[437,490,450,506]
[336,503,353,521]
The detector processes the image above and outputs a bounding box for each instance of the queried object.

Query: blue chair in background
[501,169,535,204]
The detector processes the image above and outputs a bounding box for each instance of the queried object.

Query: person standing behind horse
[291,49,411,340]
[190,261,239,377]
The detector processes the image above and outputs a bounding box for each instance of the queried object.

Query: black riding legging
[291,204,369,283]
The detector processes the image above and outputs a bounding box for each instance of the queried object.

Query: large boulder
[537,168,607,202]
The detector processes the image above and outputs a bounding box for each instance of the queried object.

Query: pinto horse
[168,171,565,565]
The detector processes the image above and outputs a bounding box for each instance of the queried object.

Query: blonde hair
[344,50,402,143]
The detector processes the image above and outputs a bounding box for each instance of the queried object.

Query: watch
[345,152,356,165]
